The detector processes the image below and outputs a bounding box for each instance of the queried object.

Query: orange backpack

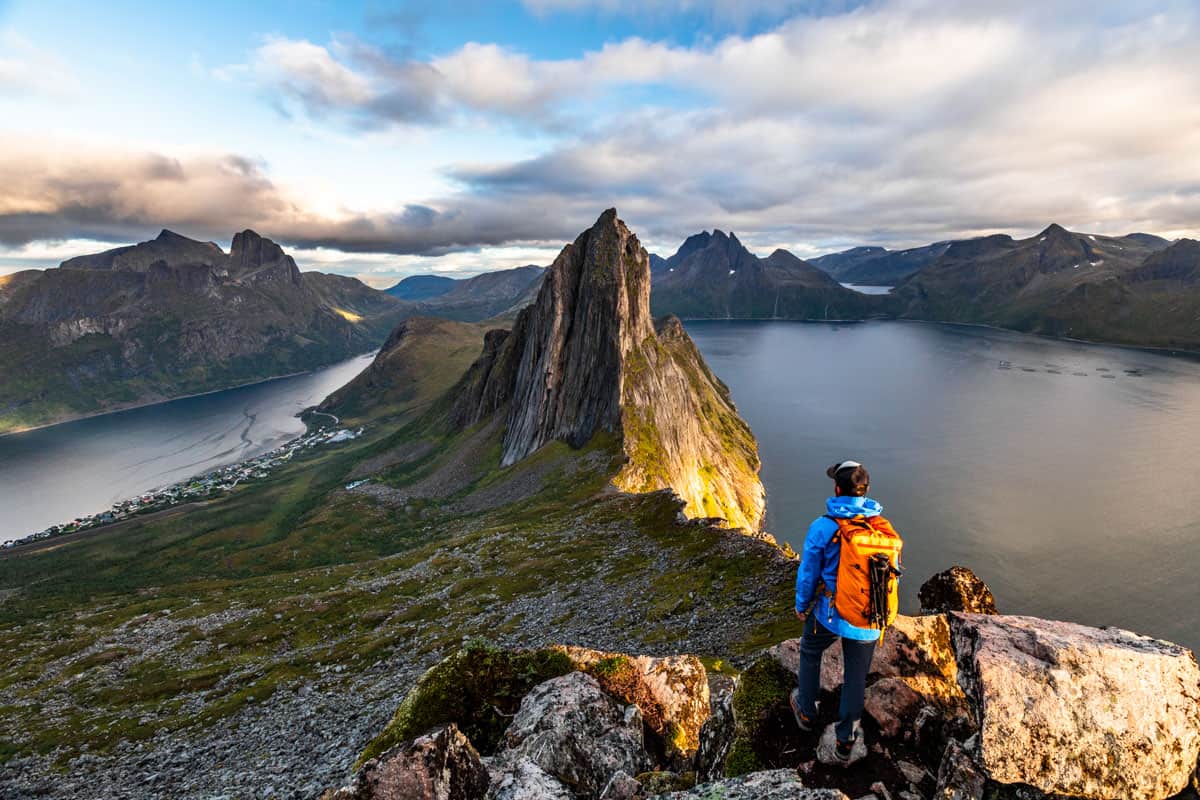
[824,514,904,631]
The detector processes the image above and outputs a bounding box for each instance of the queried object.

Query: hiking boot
[788,689,815,732]
[834,733,857,763]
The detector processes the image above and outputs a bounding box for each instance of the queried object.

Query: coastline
[678,315,1200,359]
[0,350,376,439]
[895,317,1200,360]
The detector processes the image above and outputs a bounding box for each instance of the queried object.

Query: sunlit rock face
[951,613,1200,800]
[451,208,765,531]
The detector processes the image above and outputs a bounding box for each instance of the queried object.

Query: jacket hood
[825,495,883,518]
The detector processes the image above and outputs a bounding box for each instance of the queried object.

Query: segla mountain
[448,208,766,531]
[0,230,408,433]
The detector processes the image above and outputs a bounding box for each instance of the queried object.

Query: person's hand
[795,609,807,624]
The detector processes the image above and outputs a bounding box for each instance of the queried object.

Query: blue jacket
[795,495,887,641]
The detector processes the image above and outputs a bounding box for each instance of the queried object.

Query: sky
[1,0,1198,287]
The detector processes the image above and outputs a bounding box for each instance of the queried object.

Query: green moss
[724,655,794,777]
[635,771,696,793]
[356,639,575,767]
[589,655,632,678]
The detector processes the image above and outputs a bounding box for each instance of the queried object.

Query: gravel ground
[0,512,795,800]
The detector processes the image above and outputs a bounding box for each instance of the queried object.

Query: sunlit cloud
[1,0,1198,276]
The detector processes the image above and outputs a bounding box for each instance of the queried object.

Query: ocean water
[0,353,373,542]
[686,319,1200,652]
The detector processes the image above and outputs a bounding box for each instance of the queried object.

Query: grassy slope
[0,335,795,769]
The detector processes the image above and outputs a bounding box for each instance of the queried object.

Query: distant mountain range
[808,241,951,285]
[0,230,408,433]
[4,218,1195,435]
[649,230,879,320]
[385,266,545,322]
[892,224,1197,349]
[643,223,1198,351]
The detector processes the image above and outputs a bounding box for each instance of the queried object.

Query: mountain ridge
[0,229,409,433]
[650,229,879,320]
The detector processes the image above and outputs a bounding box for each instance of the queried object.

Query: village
[4,424,364,549]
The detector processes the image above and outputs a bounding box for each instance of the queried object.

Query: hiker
[790,460,903,763]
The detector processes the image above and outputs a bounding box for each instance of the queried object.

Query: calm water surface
[686,320,1200,652]
[0,353,373,542]
[840,283,893,295]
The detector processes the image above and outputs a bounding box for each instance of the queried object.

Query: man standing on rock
[791,460,903,765]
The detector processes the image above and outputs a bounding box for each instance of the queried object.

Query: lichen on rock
[647,769,851,799]
[491,671,649,800]
[321,723,488,800]
[950,613,1200,800]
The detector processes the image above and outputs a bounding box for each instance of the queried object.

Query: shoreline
[895,317,1200,360]
[0,351,376,439]
[678,315,1200,359]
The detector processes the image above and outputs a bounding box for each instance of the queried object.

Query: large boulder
[919,568,998,615]
[321,723,489,800]
[492,671,649,800]
[487,759,573,800]
[359,640,713,771]
[951,613,1200,800]
[647,769,850,799]
[553,646,710,758]
[357,640,576,765]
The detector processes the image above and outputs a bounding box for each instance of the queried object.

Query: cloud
[0,137,586,256]
[3,0,1199,270]
[0,30,78,98]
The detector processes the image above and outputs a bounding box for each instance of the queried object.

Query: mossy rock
[724,655,795,777]
[356,639,574,766]
[635,770,696,793]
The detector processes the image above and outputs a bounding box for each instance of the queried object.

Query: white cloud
[4,0,1199,268]
[0,30,78,98]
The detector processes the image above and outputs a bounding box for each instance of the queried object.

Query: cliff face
[0,229,408,433]
[452,209,765,531]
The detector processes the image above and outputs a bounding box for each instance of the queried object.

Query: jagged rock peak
[498,207,654,465]
[230,229,285,268]
[229,229,301,284]
[452,208,766,531]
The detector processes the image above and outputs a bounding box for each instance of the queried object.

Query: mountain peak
[450,209,765,531]
[155,229,193,242]
[230,230,297,282]
[1039,223,1071,239]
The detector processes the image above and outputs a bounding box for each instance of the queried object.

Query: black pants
[796,614,877,742]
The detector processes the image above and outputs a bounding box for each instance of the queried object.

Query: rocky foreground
[322,569,1200,800]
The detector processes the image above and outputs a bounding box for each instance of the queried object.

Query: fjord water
[0,353,373,543]
[686,320,1200,652]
